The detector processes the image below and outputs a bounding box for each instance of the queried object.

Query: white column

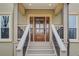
[63,3,68,45]
[13,3,18,56]
[0,16,1,38]
[78,16,79,40]
[17,49,23,56]
[63,3,68,56]
[60,50,67,56]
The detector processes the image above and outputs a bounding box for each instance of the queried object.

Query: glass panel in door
[34,17,45,41]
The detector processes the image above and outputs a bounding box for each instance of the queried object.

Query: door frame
[27,14,52,42]
[33,17,46,41]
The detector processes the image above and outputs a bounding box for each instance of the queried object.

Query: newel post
[63,3,69,56]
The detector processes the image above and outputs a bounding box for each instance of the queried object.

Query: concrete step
[28,42,53,50]
[26,54,56,56]
[26,42,57,56]
[26,49,55,55]
[29,42,51,47]
[28,46,53,50]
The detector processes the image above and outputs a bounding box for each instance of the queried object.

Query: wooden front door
[30,16,50,42]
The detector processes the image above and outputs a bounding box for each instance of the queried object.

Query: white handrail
[17,24,30,50]
[51,24,66,51]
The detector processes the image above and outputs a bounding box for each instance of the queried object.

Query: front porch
[16,3,68,56]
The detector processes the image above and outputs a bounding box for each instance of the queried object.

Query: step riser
[26,54,56,56]
[28,46,53,49]
[26,42,57,56]
[27,50,55,54]
[29,42,50,47]
[28,49,53,50]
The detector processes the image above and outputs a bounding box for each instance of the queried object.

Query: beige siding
[18,12,27,25]
[18,4,26,16]
[0,3,14,56]
[52,12,63,25]
[69,15,79,56]
[0,3,14,13]
[55,4,63,15]
[69,4,79,55]
[70,42,79,56]
[26,9,54,14]
[0,43,13,56]
[18,9,63,25]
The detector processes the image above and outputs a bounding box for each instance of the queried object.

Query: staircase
[25,42,57,56]
[17,24,67,56]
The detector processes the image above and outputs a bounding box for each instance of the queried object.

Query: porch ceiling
[23,3,57,9]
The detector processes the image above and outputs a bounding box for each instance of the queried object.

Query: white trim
[0,16,1,38]
[69,39,79,43]
[76,16,78,40]
[69,15,78,41]
[0,13,12,42]
[0,39,12,42]
[17,24,27,27]
[17,25,29,55]
[28,14,52,42]
[0,12,12,14]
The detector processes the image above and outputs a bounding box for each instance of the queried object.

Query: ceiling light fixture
[29,3,32,6]
[48,4,52,6]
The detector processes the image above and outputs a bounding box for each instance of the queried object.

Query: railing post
[51,24,67,56]
[17,25,30,56]
[63,3,68,45]
[50,27,54,49]
[60,50,67,56]
[17,49,23,56]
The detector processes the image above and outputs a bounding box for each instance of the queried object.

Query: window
[0,15,9,39]
[69,15,77,39]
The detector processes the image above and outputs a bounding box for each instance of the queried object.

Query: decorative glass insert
[69,15,77,39]
[40,24,44,28]
[46,24,49,28]
[0,16,9,39]
[36,24,39,28]
[35,17,45,34]
[18,26,24,38]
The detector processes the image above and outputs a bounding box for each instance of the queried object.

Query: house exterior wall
[69,4,79,56]
[70,42,79,56]
[52,12,63,25]
[0,43,13,56]
[69,15,79,56]
[0,3,14,56]
[0,3,14,13]
[0,3,64,56]
[18,12,27,25]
